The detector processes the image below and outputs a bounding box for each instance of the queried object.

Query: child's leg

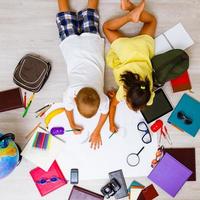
[57,0,70,12]
[103,0,145,43]
[88,0,99,9]
[56,0,79,41]
[121,0,157,37]
[78,0,100,34]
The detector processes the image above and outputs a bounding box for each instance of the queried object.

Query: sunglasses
[177,111,192,125]
[137,121,152,144]
[35,176,64,185]
[151,146,164,168]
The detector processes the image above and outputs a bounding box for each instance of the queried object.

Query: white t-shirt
[60,33,109,115]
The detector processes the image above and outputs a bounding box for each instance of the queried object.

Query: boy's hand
[89,130,102,150]
[110,123,118,134]
[71,124,83,135]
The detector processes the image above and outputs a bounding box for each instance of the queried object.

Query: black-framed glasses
[177,111,192,125]
[35,176,63,185]
[137,121,152,144]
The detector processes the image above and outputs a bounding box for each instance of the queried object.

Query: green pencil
[22,100,32,117]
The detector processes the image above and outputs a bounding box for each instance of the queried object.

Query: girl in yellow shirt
[103,0,157,133]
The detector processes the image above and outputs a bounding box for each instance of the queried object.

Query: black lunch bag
[13,54,51,93]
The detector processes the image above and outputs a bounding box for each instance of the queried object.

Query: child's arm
[89,113,108,150]
[64,109,83,134]
[109,95,120,133]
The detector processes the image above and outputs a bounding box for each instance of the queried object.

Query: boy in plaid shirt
[56,0,109,150]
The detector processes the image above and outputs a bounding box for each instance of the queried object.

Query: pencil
[24,92,27,108]
[25,122,41,139]
[22,99,33,117]
[27,93,35,105]
[35,104,50,113]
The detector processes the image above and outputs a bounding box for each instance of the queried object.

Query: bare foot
[128,0,145,22]
[121,0,132,11]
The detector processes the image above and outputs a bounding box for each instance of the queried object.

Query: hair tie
[141,85,146,90]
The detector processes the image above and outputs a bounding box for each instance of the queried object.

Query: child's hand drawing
[89,130,102,150]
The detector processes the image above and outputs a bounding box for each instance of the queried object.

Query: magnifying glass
[127,146,145,167]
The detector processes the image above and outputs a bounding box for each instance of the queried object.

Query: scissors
[150,120,172,145]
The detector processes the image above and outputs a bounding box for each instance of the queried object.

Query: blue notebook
[168,94,200,137]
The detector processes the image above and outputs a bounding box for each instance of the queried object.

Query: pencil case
[13,54,51,93]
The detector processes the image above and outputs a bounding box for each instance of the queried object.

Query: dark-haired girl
[103,0,157,133]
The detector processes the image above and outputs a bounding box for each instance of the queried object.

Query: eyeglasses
[137,121,152,144]
[151,146,164,168]
[177,111,192,125]
[35,176,64,185]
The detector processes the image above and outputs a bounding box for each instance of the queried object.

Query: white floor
[0,0,200,199]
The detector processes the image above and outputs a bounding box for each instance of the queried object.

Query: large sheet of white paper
[21,127,65,171]
[45,102,158,180]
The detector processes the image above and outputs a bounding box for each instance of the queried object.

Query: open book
[155,23,194,55]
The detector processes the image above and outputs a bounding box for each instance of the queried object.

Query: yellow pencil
[27,93,35,107]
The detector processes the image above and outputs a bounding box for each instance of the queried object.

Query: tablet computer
[141,88,173,124]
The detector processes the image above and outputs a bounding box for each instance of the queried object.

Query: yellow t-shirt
[106,35,155,105]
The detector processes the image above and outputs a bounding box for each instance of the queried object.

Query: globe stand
[16,143,22,166]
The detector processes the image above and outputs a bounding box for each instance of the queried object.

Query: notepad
[21,127,65,171]
[168,94,200,137]
[30,160,67,196]
[155,23,194,55]
[0,87,24,112]
[148,153,192,197]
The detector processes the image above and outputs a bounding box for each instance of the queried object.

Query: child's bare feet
[128,0,145,22]
[121,0,132,11]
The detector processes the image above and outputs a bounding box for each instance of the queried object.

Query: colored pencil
[22,93,35,117]
[35,104,50,113]
[27,93,35,105]
[24,92,27,108]
[25,122,41,139]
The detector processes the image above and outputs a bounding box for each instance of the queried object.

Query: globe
[0,133,20,179]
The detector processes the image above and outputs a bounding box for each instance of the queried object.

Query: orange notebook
[170,71,192,92]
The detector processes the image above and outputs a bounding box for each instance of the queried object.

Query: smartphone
[70,168,79,184]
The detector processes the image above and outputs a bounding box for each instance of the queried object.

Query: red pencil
[24,92,27,108]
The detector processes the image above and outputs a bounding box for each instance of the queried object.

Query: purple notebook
[148,153,192,197]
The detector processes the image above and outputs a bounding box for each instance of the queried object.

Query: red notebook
[30,160,67,196]
[170,71,192,92]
